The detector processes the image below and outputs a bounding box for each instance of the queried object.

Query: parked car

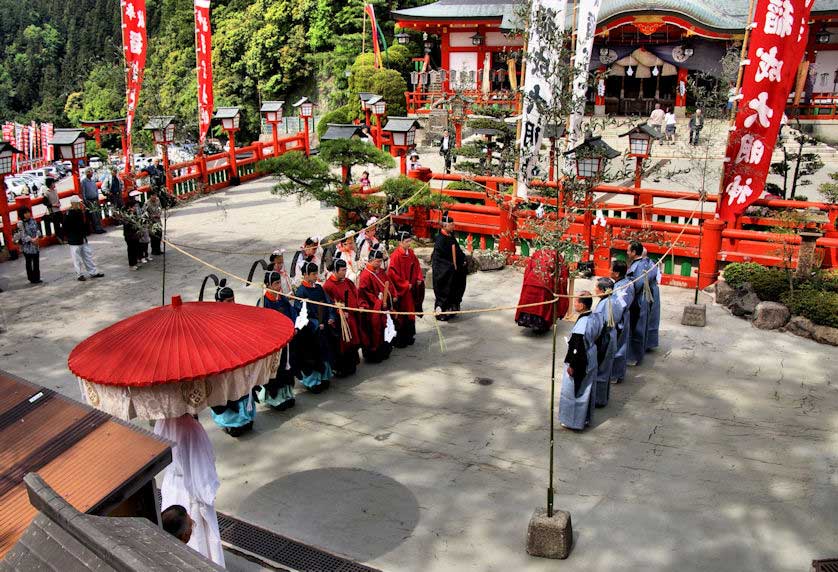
[22,169,49,187]
[88,156,103,169]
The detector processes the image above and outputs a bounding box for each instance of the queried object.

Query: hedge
[781,287,838,328]
[723,262,792,302]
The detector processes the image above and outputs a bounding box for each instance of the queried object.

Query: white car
[88,157,103,169]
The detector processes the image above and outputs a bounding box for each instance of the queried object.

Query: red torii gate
[79,118,130,174]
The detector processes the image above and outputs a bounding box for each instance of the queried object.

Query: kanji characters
[764,0,794,37]
[734,134,766,165]
[129,30,144,55]
[755,46,783,83]
[725,175,755,206]
[123,1,136,20]
[743,92,773,129]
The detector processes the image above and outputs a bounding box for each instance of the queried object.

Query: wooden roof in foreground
[0,370,171,559]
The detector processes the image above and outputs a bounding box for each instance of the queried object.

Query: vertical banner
[2,123,14,171]
[567,0,603,149]
[363,4,382,68]
[195,0,214,147]
[120,0,148,168]
[516,0,569,199]
[718,0,814,222]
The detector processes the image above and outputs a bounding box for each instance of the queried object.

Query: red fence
[405,90,521,115]
[0,131,308,257]
[395,170,838,289]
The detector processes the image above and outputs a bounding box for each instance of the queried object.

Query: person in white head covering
[154,414,225,568]
[356,217,388,269]
[292,237,324,287]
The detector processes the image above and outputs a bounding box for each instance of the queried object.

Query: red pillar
[162,146,173,194]
[270,121,280,157]
[675,67,688,116]
[399,149,407,175]
[698,218,726,289]
[407,167,431,239]
[227,129,239,180]
[634,156,643,188]
[592,224,611,276]
[71,164,82,199]
[454,121,463,147]
[441,32,451,93]
[583,188,593,261]
[498,197,516,255]
[302,117,311,157]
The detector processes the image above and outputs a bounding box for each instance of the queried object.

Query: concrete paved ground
[1,176,836,572]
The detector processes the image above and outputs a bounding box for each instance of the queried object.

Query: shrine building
[393,0,838,119]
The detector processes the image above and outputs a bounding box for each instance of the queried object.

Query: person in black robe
[431,211,467,321]
[293,261,338,393]
[255,271,297,411]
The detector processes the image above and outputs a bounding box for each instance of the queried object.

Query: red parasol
[68,295,295,420]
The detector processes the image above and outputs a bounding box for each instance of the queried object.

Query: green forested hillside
[0,0,427,144]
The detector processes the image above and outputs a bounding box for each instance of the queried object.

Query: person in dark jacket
[14,206,42,284]
[689,109,704,145]
[121,196,142,270]
[64,196,104,281]
[431,211,467,320]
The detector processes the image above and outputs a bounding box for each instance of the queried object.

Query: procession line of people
[558,241,661,431]
[201,213,468,438]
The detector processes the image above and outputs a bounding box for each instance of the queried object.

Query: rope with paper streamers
[162,195,701,316]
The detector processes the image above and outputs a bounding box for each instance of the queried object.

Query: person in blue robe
[592,277,616,408]
[609,260,635,383]
[626,241,658,366]
[559,292,602,431]
[205,282,257,437]
[255,271,297,411]
[644,248,662,351]
[292,262,338,393]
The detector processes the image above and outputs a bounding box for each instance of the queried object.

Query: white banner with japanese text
[567,0,603,149]
[517,0,569,199]
[718,0,814,221]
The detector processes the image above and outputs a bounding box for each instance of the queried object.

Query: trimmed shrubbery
[723,262,838,328]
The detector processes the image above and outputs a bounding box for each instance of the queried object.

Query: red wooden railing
[396,170,838,289]
[0,131,308,257]
[405,90,521,115]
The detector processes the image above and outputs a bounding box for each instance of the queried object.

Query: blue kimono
[210,394,256,432]
[559,311,602,430]
[627,257,657,365]
[610,278,635,382]
[592,295,617,407]
[255,293,298,409]
[646,260,661,350]
[293,282,338,391]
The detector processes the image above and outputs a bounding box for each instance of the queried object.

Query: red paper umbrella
[68,295,295,420]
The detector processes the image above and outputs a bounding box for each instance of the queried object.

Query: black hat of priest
[265,271,282,285]
[441,211,454,224]
[396,225,413,242]
[215,278,234,302]
[369,248,385,261]
[302,261,319,275]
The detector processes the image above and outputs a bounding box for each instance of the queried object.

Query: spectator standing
[14,206,42,284]
[648,103,665,135]
[122,195,142,270]
[359,171,371,191]
[103,166,123,212]
[689,109,704,145]
[144,192,163,256]
[42,178,63,242]
[408,152,422,171]
[81,168,105,233]
[64,196,104,281]
[664,108,677,144]
[439,130,453,173]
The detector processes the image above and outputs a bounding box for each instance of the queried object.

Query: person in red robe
[387,226,424,348]
[515,248,569,334]
[322,258,361,377]
[357,248,392,363]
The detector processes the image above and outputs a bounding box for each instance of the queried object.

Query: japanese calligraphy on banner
[517,0,569,199]
[567,0,603,149]
[718,0,814,222]
[121,0,147,166]
[195,0,214,146]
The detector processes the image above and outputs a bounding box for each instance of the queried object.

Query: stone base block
[594,104,605,116]
[681,303,707,327]
[526,508,573,559]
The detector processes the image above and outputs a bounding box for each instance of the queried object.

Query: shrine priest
[592,277,616,408]
[387,226,424,348]
[609,259,634,383]
[293,261,337,393]
[559,291,603,431]
[254,271,297,410]
[515,248,569,334]
[626,241,660,366]
[431,212,467,320]
[357,249,393,362]
[322,258,362,377]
